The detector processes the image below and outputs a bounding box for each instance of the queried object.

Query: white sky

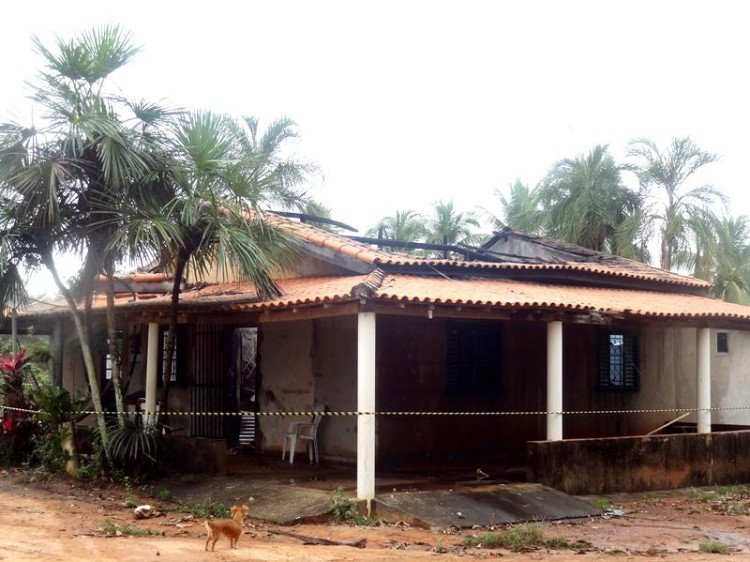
[2,0,749,296]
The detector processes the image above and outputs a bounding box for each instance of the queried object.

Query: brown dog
[204,505,249,551]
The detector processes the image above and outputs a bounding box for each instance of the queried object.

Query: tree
[156,113,308,415]
[537,145,642,254]
[627,137,723,271]
[367,210,426,243]
[487,179,542,234]
[0,27,173,460]
[709,216,750,304]
[426,200,480,257]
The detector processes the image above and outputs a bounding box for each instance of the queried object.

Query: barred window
[716,331,729,354]
[598,331,639,390]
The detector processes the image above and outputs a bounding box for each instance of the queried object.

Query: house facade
[24,215,750,499]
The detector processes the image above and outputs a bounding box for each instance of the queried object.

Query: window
[598,330,639,390]
[717,331,730,354]
[447,320,502,393]
[159,328,179,383]
[103,332,123,381]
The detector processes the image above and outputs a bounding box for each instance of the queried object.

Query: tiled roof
[375,275,750,320]
[264,213,709,289]
[24,275,365,317]
[26,272,750,323]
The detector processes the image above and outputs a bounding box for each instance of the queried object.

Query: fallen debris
[268,529,366,548]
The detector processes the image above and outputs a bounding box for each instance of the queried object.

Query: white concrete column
[145,323,160,426]
[357,312,376,503]
[697,327,711,434]
[546,320,563,441]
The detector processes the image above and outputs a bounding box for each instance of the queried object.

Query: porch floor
[164,452,598,526]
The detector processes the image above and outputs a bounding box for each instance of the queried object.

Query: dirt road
[2,471,750,561]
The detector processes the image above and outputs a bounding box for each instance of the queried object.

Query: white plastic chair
[282,404,325,464]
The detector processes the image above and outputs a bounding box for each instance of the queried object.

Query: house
[22,214,750,498]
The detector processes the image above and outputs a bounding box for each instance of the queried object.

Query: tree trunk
[660,229,672,271]
[159,251,188,426]
[42,252,113,465]
[105,271,125,428]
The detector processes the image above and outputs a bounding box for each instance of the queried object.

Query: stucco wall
[312,316,358,459]
[632,327,750,432]
[257,320,315,454]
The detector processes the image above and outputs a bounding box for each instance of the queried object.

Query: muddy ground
[2,470,750,561]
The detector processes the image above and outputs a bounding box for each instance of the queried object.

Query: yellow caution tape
[2,405,749,417]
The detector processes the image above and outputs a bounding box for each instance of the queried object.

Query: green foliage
[108,419,162,477]
[101,520,159,537]
[538,145,642,256]
[328,486,373,526]
[124,492,138,508]
[462,523,585,552]
[594,498,614,510]
[157,488,172,502]
[699,541,732,554]
[30,428,69,473]
[177,502,229,519]
[29,384,86,426]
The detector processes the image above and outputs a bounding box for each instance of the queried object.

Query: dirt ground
[3,471,750,561]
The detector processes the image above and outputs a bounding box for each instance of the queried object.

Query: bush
[329,486,373,525]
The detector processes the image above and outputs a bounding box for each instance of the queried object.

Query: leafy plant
[157,489,172,502]
[30,429,69,472]
[329,486,373,526]
[108,418,163,476]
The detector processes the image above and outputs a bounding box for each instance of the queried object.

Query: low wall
[528,430,750,494]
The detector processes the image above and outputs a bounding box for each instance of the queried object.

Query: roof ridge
[351,268,386,298]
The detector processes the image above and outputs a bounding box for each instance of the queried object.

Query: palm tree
[367,210,427,243]
[487,179,542,234]
[537,145,642,254]
[627,137,724,271]
[709,216,750,304]
[0,27,172,459]
[156,113,307,414]
[426,201,480,258]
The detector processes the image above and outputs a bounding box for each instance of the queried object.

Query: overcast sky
[2,0,749,294]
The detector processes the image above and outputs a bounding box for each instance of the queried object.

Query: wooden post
[697,327,711,434]
[547,320,563,441]
[145,323,160,426]
[357,312,376,505]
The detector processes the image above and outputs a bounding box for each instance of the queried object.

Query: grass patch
[463,524,588,552]
[699,541,732,554]
[101,520,159,537]
[124,493,138,508]
[594,498,614,510]
[157,489,171,502]
[177,502,229,519]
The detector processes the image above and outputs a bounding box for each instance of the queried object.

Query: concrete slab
[374,483,601,528]
[169,477,333,525]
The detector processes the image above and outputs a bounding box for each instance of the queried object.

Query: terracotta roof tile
[24,272,750,323]
[263,213,709,289]
[375,275,750,321]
